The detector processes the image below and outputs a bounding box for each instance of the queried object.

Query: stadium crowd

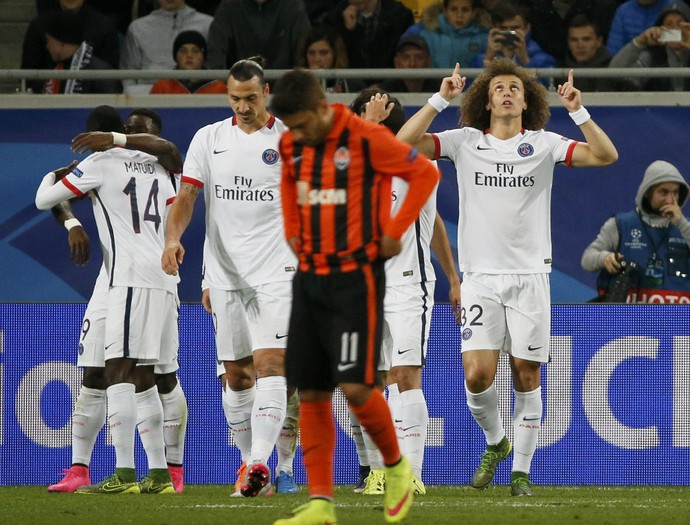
[21,0,690,94]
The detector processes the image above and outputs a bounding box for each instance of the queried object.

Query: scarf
[44,41,93,94]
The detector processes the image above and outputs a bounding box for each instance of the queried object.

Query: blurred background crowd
[9,0,690,94]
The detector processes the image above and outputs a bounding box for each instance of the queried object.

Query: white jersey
[434,127,577,274]
[63,149,179,291]
[385,175,438,287]
[183,115,297,290]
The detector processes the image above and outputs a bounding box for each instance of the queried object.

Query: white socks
[465,382,505,445]
[276,390,299,475]
[386,383,404,449]
[159,383,188,465]
[107,383,136,469]
[222,385,255,463]
[349,409,369,468]
[512,387,542,475]
[400,388,428,479]
[250,376,287,464]
[135,385,167,470]
[71,386,106,466]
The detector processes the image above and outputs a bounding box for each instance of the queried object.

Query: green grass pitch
[1,484,689,525]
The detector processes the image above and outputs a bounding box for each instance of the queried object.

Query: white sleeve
[544,131,576,164]
[182,128,210,186]
[35,172,75,210]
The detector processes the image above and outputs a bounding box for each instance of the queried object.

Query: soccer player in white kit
[397,58,618,495]
[36,111,182,494]
[161,57,299,497]
[44,108,189,493]
[348,91,461,496]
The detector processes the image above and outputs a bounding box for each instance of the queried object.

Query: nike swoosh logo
[213,148,229,154]
[397,348,413,355]
[402,425,420,431]
[229,418,250,425]
[386,488,411,517]
[258,405,281,411]
[476,145,493,150]
[104,342,116,350]
[337,362,357,372]
[524,416,541,421]
[394,419,403,423]
[275,333,288,339]
[527,345,542,351]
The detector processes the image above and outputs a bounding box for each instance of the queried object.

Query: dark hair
[128,108,163,133]
[490,1,530,26]
[444,0,479,8]
[297,25,349,69]
[461,57,550,131]
[228,56,267,86]
[86,105,124,133]
[271,69,325,118]
[566,13,601,36]
[350,87,407,134]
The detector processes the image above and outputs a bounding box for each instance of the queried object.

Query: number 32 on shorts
[459,304,483,328]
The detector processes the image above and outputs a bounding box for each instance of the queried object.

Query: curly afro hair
[461,58,550,131]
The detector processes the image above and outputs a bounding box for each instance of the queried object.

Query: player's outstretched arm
[397,63,466,159]
[71,132,183,173]
[558,69,618,168]
[162,182,198,276]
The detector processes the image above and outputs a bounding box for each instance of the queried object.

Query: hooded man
[582,160,690,303]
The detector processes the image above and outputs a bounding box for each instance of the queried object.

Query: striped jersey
[280,104,439,275]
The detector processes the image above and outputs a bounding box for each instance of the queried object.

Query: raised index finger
[568,69,574,86]
[453,63,461,77]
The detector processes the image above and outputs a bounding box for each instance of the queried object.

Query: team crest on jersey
[462,328,473,341]
[334,147,351,170]
[72,167,84,178]
[262,148,279,165]
[517,143,534,157]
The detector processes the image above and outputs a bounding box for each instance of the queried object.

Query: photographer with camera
[609,2,690,91]
[582,160,690,303]
[470,2,555,70]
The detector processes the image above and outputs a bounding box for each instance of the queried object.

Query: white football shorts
[78,270,179,373]
[459,272,550,363]
[211,281,291,375]
[379,281,435,371]
[103,286,179,369]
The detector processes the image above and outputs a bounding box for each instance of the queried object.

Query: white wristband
[112,132,127,146]
[569,106,591,126]
[427,92,450,113]
[64,218,82,231]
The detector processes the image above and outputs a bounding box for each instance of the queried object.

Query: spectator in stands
[296,25,365,93]
[121,0,213,94]
[560,14,620,91]
[206,0,311,70]
[22,0,119,94]
[609,1,690,91]
[321,0,415,81]
[150,30,227,94]
[377,35,441,93]
[42,10,121,94]
[136,0,221,17]
[581,160,690,304]
[528,0,618,64]
[403,0,488,69]
[606,0,676,56]
[471,2,556,71]
[37,1,134,36]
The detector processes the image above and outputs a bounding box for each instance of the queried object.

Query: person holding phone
[470,2,555,71]
[609,2,690,91]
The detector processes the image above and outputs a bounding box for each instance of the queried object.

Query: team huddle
[35,57,617,525]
